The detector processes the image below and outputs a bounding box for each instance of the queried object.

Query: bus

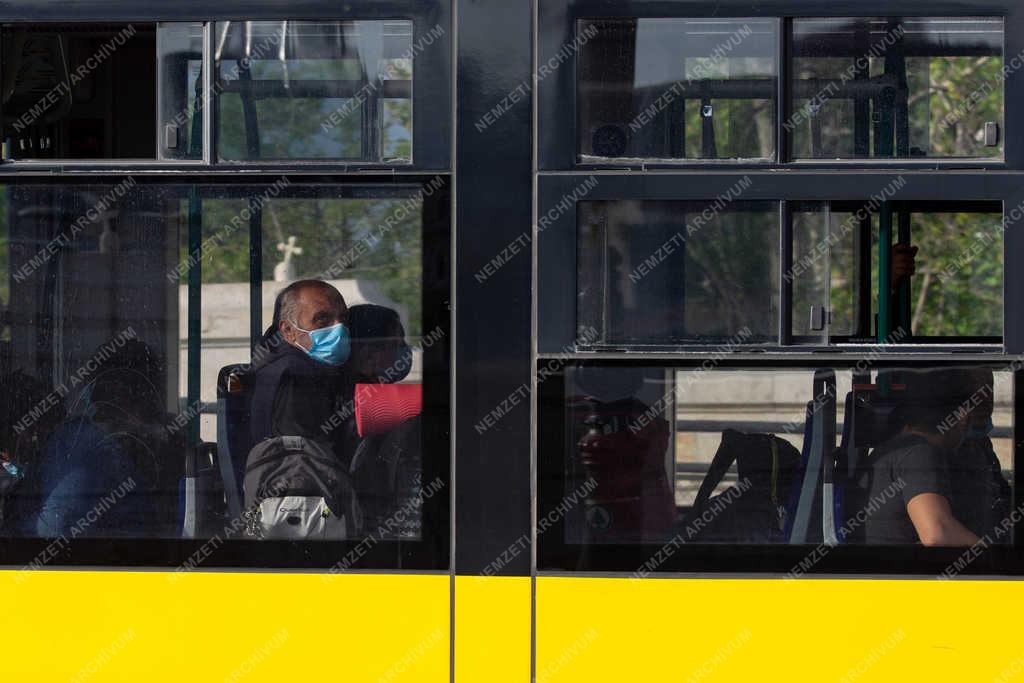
[0,0,1020,681]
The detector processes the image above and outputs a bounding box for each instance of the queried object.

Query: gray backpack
[243,436,361,540]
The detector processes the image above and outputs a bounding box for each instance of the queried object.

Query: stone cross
[273,235,303,282]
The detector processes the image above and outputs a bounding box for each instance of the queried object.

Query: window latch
[809,305,827,332]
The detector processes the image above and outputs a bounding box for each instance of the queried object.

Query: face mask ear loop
[287,319,312,351]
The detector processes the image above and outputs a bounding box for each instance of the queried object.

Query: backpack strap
[691,430,741,515]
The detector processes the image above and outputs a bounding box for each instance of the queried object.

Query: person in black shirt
[863,368,984,546]
[249,280,352,463]
[947,369,1012,540]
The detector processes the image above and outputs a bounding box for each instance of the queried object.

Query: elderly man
[250,279,352,462]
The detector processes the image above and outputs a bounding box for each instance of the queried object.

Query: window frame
[536,171,1024,355]
[788,199,1005,345]
[537,0,1021,171]
[536,357,1024,576]
[0,0,453,570]
[0,1,451,171]
[0,172,452,570]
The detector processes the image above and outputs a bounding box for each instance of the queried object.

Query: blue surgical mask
[965,417,994,442]
[291,321,351,366]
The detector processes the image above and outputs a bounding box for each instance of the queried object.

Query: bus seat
[785,399,824,544]
[832,383,906,543]
[786,371,836,545]
[216,363,251,520]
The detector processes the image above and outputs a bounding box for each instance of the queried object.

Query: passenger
[863,368,984,546]
[249,279,352,462]
[347,304,412,385]
[27,340,166,538]
[0,370,65,531]
[947,369,1011,540]
[345,305,418,533]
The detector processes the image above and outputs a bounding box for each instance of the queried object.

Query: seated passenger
[250,280,351,462]
[0,370,65,532]
[347,304,412,385]
[27,340,166,538]
[863,369,984,546]
[336,303,412,455]
[947,369,1011,540]
[345,304,419,533]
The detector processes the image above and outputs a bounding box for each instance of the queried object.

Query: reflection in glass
[158,22,205,160]
[577,199,778,345]
[791,17,1004,159]
[215,20,414,162]
[577,18,777,161]
[555,365,1014,550]
[1,23,170,159]
[0,182,429,543]
[790,202,1003,341]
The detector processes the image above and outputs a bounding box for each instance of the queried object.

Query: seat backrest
[785,399,823,544]
[832,383,907,543]
[785,371,836,545]
[216,363,252,519]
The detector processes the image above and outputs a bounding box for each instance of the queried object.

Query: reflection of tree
[187,197,423,338]
[683,98,773,159]
[217,56,413,161]
[908,212,1001,336]
[821,212,1002,338]
[788,37,1005,338]
[679,56,775,159]
[793,52,1002,158]
[919,56,1001,156]
[684,209,777,335]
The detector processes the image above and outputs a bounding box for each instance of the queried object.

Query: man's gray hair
[277,286,303,326]
[274,279,343,328]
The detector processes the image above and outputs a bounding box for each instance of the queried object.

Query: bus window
[0,180,445,551]
[577,18,777,162]
[1,23,203,161]
[185,187,427,444]
[791,17,1004,160]
[157,22,205,160]
[215,20,414,162]
[2,183,183,538]
[790,201,1003,342]
[541,364,1014,561]
[577,199,778,346]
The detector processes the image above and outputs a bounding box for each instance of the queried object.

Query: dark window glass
[215,20,414,162]
[577,198,778,346]
[790,201,1002,341]
[790,18,1004,159]
[577,18,777,162]
[545,364,1014,555]
[1,23,157,159]
[1,23,202,160]
[0,181,444,558]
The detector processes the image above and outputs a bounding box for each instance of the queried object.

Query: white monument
[273,236,303,282]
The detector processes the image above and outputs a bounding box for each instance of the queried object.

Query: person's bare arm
[906,493,980,547]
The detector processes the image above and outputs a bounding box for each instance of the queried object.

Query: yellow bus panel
[0,571,449,682]
[537,576,1024,682]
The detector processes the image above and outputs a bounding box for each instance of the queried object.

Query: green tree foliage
[197,50,421,336]
[190,196,423,338]
[789,42,1005,338]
